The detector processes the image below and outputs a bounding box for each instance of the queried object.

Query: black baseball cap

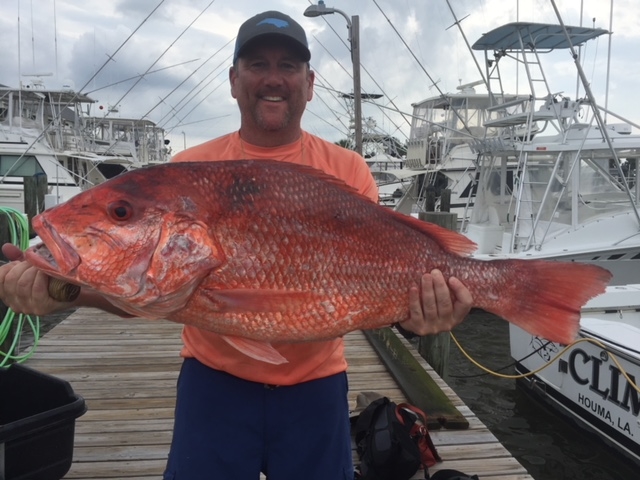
[233,11,311,63]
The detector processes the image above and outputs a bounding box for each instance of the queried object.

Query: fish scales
[26,160,612,364]
[189,163,425,339]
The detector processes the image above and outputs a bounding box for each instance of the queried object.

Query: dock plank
[20,308,532,479]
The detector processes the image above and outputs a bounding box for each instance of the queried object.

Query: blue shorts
[163,357,353,480]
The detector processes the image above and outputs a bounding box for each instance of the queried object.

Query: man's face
[230,39,314,135]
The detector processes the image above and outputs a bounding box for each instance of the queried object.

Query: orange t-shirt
[171,131,378,385]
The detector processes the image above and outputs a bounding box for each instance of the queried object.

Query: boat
[0,83,95,211]
[463,20,640,464]
[398,82,530,218]
[84,115,172,167]
[365,153,408,207]
[460,22,640,286]
[0,81,171,213]
[358,117,411,208]
[511,284,640,464]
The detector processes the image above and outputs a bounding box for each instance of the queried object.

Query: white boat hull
[510,294,640,463]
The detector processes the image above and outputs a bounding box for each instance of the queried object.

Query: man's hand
[0,243,72,316]
[399,269,473,336]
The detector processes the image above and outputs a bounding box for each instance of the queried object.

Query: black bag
[431,470,479,480]
[353,396,440,480]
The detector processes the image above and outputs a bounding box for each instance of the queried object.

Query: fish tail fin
[481,260,612,344]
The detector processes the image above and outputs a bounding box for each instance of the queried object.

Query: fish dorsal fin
[387,211,477,256]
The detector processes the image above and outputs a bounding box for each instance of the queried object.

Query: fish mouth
[25,216,81,277]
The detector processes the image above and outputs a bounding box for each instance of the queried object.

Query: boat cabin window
[0,155,45,177]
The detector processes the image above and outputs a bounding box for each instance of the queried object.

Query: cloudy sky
[1,0,638,153]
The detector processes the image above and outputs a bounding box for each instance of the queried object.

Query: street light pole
[304,2,363,156]
[350,15,363,156]
[181,131,186,150]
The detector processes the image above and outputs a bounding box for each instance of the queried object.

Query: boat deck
[23,308,534,479]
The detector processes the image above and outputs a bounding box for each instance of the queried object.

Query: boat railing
[468,136,516,155]
[485,96,532,113]
[579,191,637,207]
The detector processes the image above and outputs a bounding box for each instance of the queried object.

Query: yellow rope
[450,331,640,394]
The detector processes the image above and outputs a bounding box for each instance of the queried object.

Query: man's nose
[262,66,284,85]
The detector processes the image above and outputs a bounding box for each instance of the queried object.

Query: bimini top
[472,22,608,51]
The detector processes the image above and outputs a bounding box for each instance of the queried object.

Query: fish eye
[107,201,133,221]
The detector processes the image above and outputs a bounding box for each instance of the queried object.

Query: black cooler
[0,363,86,480]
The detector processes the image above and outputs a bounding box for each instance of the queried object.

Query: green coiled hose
[0,207,40,366]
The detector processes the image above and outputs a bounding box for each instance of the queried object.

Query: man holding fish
[0,11,474,480]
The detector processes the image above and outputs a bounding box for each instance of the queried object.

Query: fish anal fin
[221,335,288,365]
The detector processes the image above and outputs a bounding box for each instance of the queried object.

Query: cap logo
[257,18,289,28]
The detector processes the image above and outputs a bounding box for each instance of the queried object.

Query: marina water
[447,310,638,479]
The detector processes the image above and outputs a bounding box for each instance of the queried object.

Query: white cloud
[1,0,638,152]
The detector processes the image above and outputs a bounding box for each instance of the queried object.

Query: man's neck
[238,128,303,148]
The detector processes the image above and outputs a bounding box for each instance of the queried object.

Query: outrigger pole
[549,0,640,227]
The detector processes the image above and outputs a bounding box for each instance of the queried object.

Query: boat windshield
[471,152,637,239]
[0,154,46,177]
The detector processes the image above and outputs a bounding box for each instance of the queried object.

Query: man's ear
[307,69,315,101]
[229,66,238,99]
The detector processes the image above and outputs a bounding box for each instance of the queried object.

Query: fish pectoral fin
[203,289,318,313]
[221,335,288,365]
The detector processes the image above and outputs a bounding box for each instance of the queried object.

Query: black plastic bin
[0,363,87,480]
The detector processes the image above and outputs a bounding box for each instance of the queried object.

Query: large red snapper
[26,160,612,364]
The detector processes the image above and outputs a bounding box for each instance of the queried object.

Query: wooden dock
[22,308,534,479]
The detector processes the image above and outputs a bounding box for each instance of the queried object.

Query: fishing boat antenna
[156,51,232,131]
[309,22,412,130]
[84,59,201,95]
[604,0,614,124]
[371,0,475,137]
[29,0,35,69]
[17,0,22,129]
[77,0,167,95]
[443,0,488,90]
[308,82,351,134]
[53,0,59,79]
[6,0,168,172]
[140,35,232,122]
[100,0,216,124]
